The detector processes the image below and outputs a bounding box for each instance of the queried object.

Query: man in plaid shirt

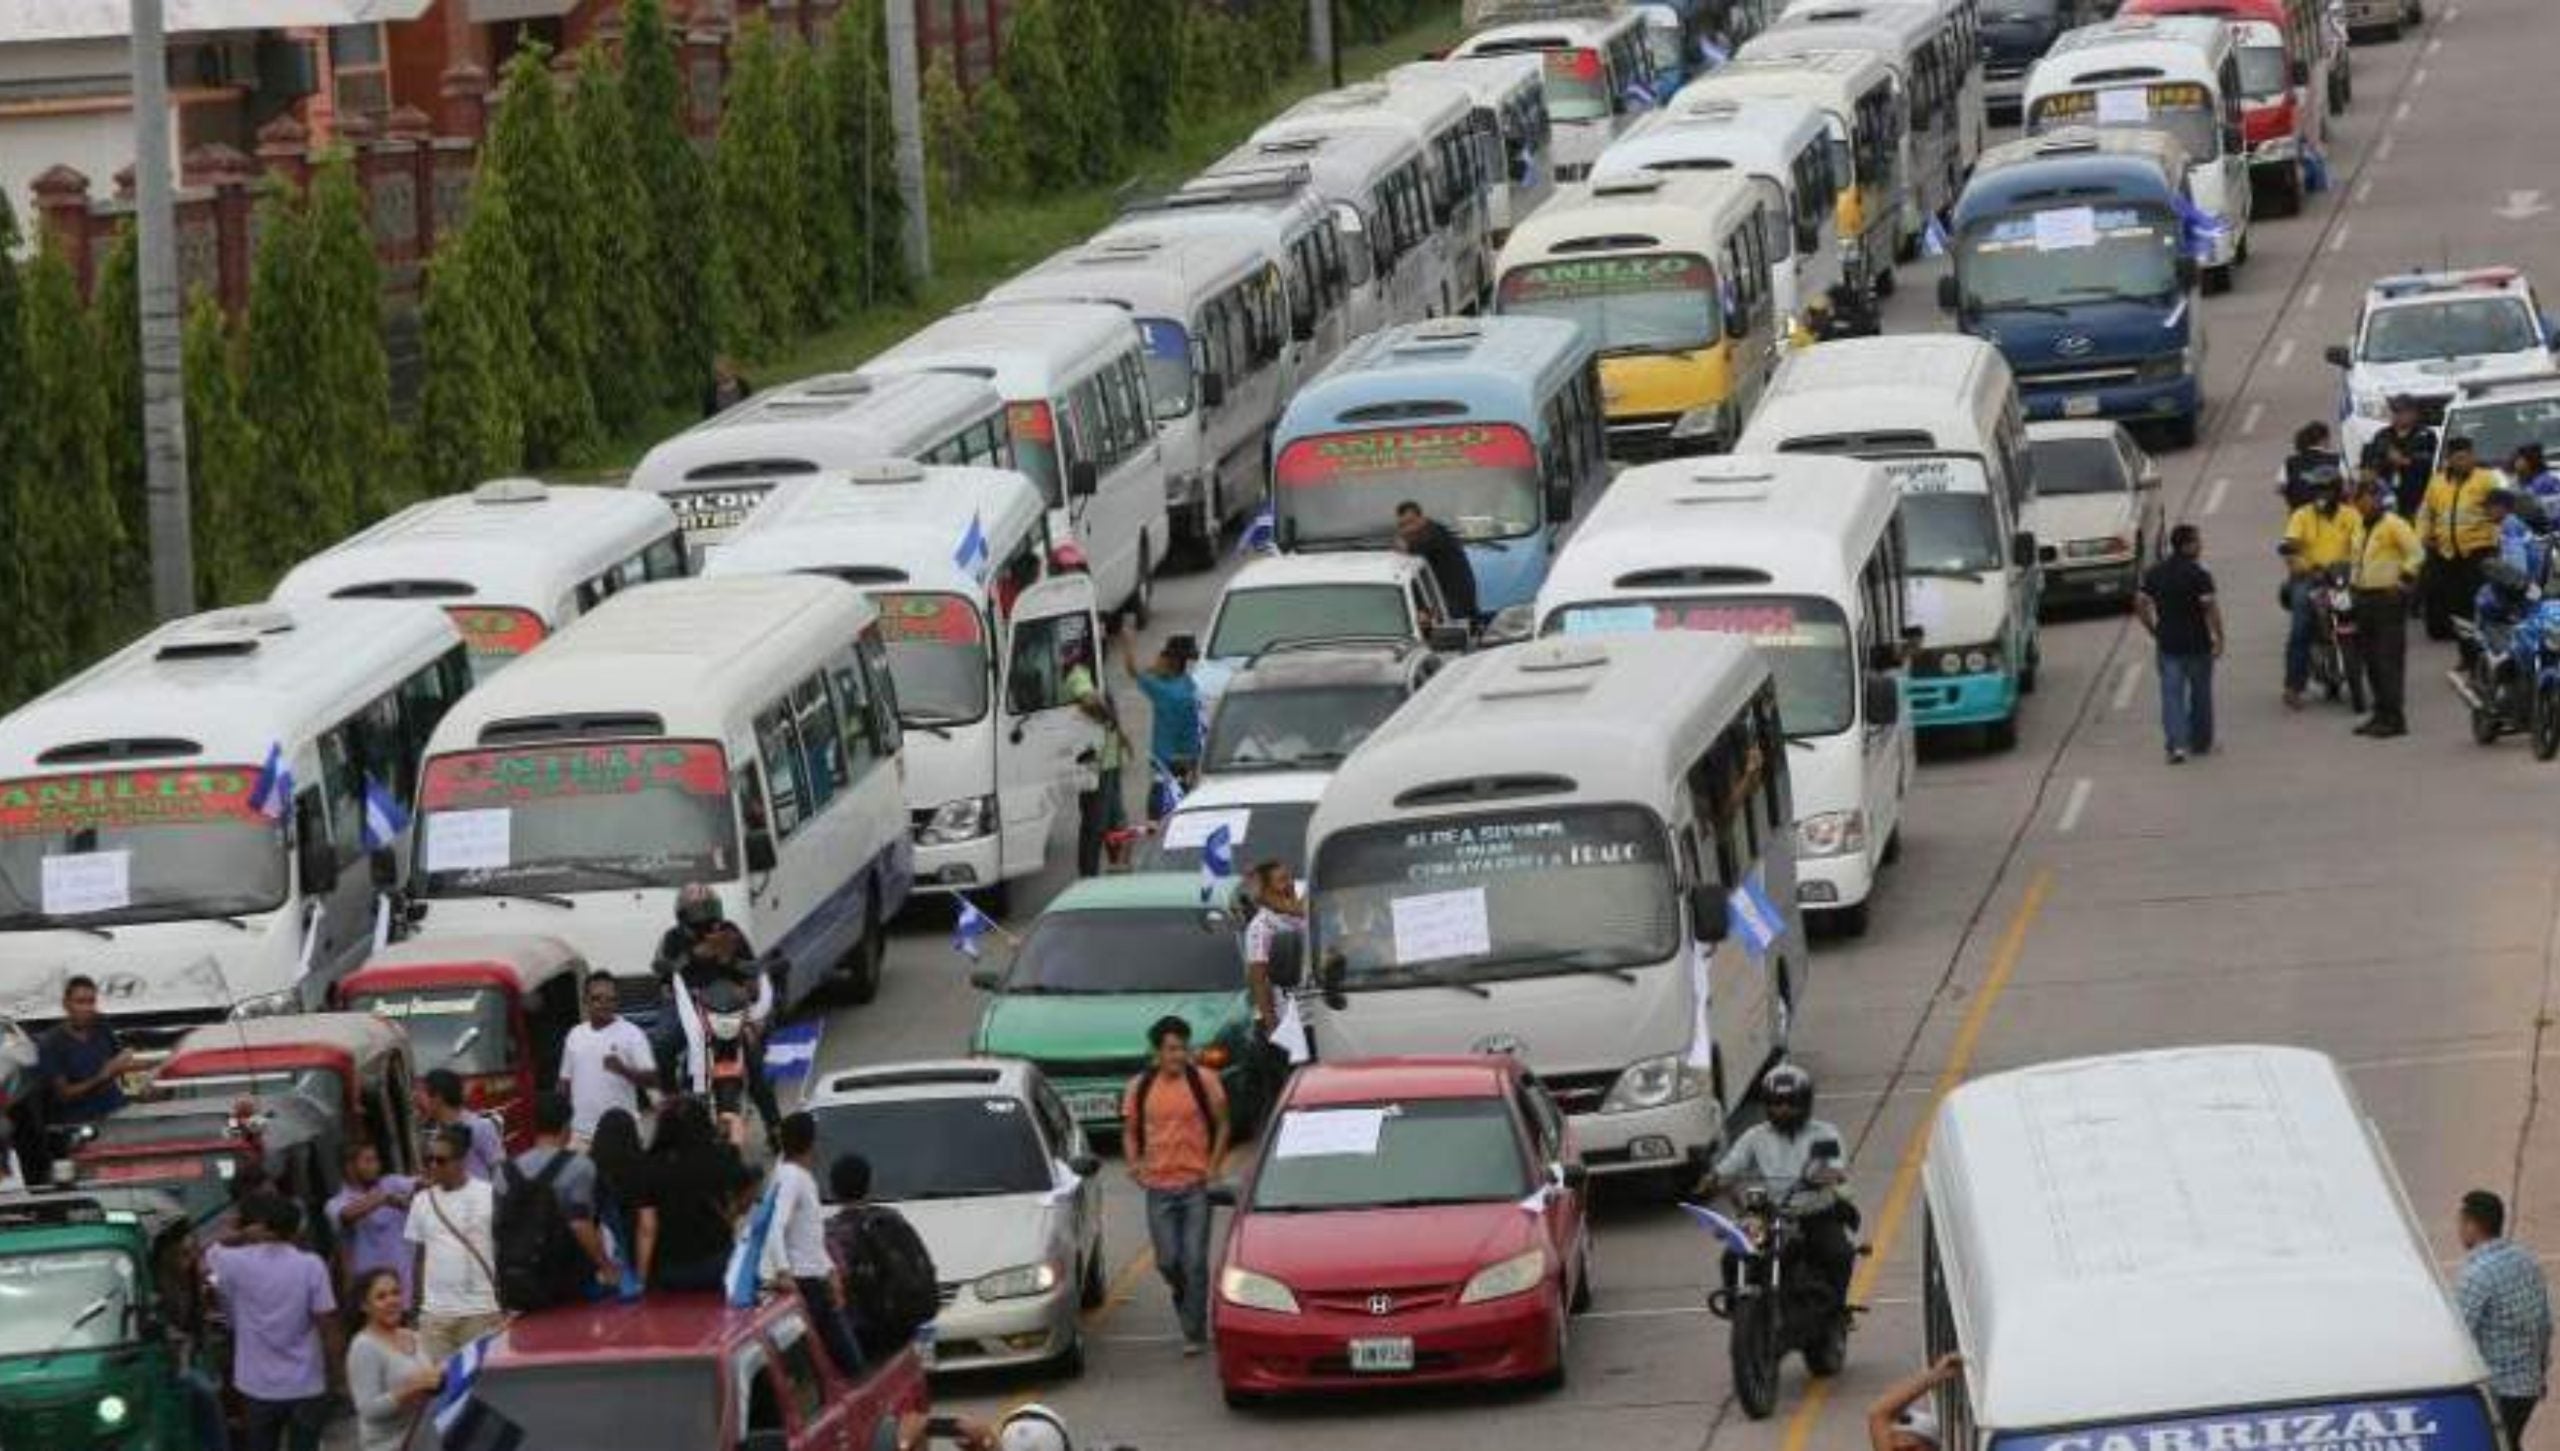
[2457,1189,2552,1445]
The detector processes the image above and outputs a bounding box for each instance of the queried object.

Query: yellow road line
[1774,868,2052,1451]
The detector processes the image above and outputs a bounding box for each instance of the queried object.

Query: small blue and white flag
[1621,80,1658,112]
[247,742,294,823]
[1680,1201,1758,1257]
[1199,822,1236,903]
[1150,757,1187,818]
[762,1020,823,1085]
[954,512,990,576]
[1697,34,1730,68]
[2171,194,2230,262]
[1726,875,1784,957]
[1921,212,1950,259]
[953,895,997,960]
[359,775,408,853]
[432,1331,523,1451]
[1237,503,1279,558]
[725,1182,779,1308]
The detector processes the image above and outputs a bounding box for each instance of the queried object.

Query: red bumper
[1213,1290,1563,1396]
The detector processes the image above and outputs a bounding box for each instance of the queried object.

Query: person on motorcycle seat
[653,883,782,1146]
[2280,467,2361,709]
[1698,1064,1857,1306]
[2473,490,2549,621]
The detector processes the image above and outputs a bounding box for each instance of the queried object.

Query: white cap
[998,1405,1073,1451]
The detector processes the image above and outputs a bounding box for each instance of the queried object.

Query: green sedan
[969,874,1274,1137]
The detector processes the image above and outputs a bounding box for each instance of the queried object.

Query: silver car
[802,1057,1105,1376]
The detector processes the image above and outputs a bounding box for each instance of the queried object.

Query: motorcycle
[1702,1142,1856,1419]
[2302,564,2365,713]
[2450,560,2542,746]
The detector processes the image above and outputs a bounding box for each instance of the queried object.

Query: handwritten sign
[424,809,512,873]
[1162,809,1251,852]
[1392,886,1492,965]
[2095,87,2151,126]
[41,851,131,916]
[2032,205,2100,252]
[1273,1108,1388,1159]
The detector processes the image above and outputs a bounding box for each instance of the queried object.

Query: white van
[986,231,1291,560]
[1922,1045,2504,1451]
[409,576,911,1012]
[1737,336,2042,747]
[1595,94,1848,341]
[0,602,471,1039]
[1535,454,1912,935]
[1207,123,1442,334]
[1263,78,1496,315]
[1388,54,1555,244]
[1305,632,1806,1194]
[629,370,1014,562]
[1109,166,1358,400]
[271,479,684,682]
[862,304,1172,624]
[1453,9,1661,184]
[1195,551,1455,721]
[702,462,1104,912]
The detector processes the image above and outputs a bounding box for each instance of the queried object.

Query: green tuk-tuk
[0,1187,199,1451]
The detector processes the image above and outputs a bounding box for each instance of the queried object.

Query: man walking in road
[2455,1189,2551,1444]
[2350,476,2424,738]
[2135,524,2223,764]
[1121,1016,1229,1356]
[1394,501,1480,626]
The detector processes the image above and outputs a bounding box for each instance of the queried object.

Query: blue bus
[1937,127,2207,448]
[1271,316,1605,614]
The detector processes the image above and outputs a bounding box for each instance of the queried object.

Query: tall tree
[713,18,807,356]
[921,52,973,219]
[91,224,146,587]
[621,0,724,408]
[416,184,531,494]
[568,46,667,433]
[1056,0,1122,181]
[1109,0,1177,147]
[0,198,34,703]
[181,290,259,606]
[18,239,130,678]
[996,0,1081,192]
[239,180,338,593]
[304,154,401,517]
[481,46,600,465]
[827,0,906,306]
[790,35,852,325]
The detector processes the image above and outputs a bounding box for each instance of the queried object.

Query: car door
[2119,430,2164,555]
[1030,1074,1101,1271]
[767,1311,854,1451]
[1514,1076,1584,1283]
[997,575,1106,877]
[729,1337,789,1451]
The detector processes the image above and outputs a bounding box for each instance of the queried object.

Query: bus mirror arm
[1690,887,1730,945]
[1936,274,1959,312]
[1866,641,1903,672]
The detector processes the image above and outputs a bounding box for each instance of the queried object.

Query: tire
[2535,682,2560,761]
[1984,715,2020,752]
[1570,1241,1594,1314]
[842,899,885,1005]
[2472,702,2503,746]
[1881,828,1903,867]
[1531,1293,1571,1392]
[1874,266,1898,299]
[1828,899,1871,939]
[1803,1304,1851,1378]
[2205,264,2233,295]
[1222,1387,1260,1411]
[2162,412,2200,450]
[2265,167,2303,219]
[1052,1329,1087,1379]
[1128,538,1155,629]
[1730,1294,1782,1419]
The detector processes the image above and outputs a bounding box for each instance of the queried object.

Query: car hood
[1230,1199,1541,1291]
[2025,492,2137,547]
[1905,573,2015,649]
[2357,351,2552,398]
[978,988,1252,1062]
[888,1191,1067,1283]
[1970,296,2188,370]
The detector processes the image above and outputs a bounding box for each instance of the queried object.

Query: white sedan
[2025,420,2164,613]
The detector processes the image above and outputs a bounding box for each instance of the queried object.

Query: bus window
[754,707,808,839]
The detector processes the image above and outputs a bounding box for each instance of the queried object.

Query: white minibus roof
[2040,15,2232,91]
[1538,454,1895,615]
[1672,51,1898,117]
[862,303,1142,400]
[1745,2,1939,66]
[702,462,1048,598]
[1599,95,1830,183]
[1500,171,1767,271]
[1454,11,1643,57]
[629,370,1006,496]
[271,480,676,614]
[1928,1045,2484,1430]
[1387,53,1545,109]
[985,230,1269,320]
[1267,77,1474,141]
[1739,335,2014,454]
[1209,123,1427,208]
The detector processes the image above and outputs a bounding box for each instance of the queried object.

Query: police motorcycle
[1696,1140,1856,1419]
[2451,519,2560,756]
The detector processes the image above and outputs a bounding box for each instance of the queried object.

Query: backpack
[834,1205,939,1355]
[494,1153,585,1313]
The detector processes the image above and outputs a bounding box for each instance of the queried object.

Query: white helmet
[997,1405,1073,1451]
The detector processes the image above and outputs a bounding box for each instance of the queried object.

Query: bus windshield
[0,766,287,929]
[1541,49,1613,122]
[1956,204,2182,310]
[1006,401,1065,506]
[416,741,740,896]
[1275,424,1543,547]
[1208,585,1411,661]
[1137,319,1196,421]
[1313,804,1680,983]
[872,592,991,725]
[1552,595,1857,736]
[2448,395,2560,467]
[1881,457,2006,575]
[2235,36,2289,100]
[2029,82,2220,161]
[1498,253,1722,354]
[1989,1392,2501,1451]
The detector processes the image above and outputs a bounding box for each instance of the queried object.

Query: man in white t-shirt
[406,1121,503,1362]
[771,1111,863,1376]
[1240,860,1305,1035]
[559,976,657,1145]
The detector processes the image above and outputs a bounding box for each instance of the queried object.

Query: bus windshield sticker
[448,606,547,659]
[1992,1393,2501,1451]
[1392,885,1493,964]
[1278,424,1537,487]
[0,767,265,836]
[40,851,130,916]
[2095,87,2150,125]
[1499,254,1712,303]
[2031,206,2099,252]
[876,594,986,645]
[421,742,730,809]
[1879,456,1990,495]
[424,809,511,873]
[1136,319,1189,361]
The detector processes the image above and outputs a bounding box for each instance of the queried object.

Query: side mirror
[1426,622,1473,654]
[1319,950,1349,1010]
[2011,530,2039,570]
[2038,542,2059,565]
[1205,1182,1238,1208]
[1069,1153,1102,1178]
[2542,313,2559,349]
[744,828,778,875]
[1865,640,1903,672]
[1480,604,1536,647]
[1863,672,1902,727]
[1936,274,1959,312]
[2176,256,2199,290]
[1690,884,1730,944]
[2323,343,2353,369]
[967,969,1001,992]
[1558,1162,1591,1190]
[294,791,338,896]
[1292,313,1316,344]
[1068,459,1100,498]
[1199,373,1228,409]
[368,846,400,891]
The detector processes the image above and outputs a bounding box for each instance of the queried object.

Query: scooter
[2451,560,2541,745]
[1703,1142,1856,1420]
[2303,564,2365,713]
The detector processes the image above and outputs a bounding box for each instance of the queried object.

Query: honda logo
[2053,333,2095,357]
[1368,1294,1395,1316]
[1472,1033,1527,1057]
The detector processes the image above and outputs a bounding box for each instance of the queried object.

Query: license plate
[1348,1336,1415,1373]
[1064,1090,1120,1121]
[2063,395,2102,418]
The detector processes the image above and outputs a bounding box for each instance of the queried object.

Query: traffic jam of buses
[4,0,2557,1448]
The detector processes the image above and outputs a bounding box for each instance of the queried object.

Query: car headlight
[1670,403,1732,440]
[1601,1052,1706,1112]
[2065,535,2135,560]
[1795,810,1868,859]
[96,1394,128,1428]
[2137,348,2194,383]
[230,988,301,1020]
[1219,1265,1301,1314]
[1458,1247,1549,1305]
[918,795,997,845]
[974,1260,1062,1302]
[2352,389,2390,421]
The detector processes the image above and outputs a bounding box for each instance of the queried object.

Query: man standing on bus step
[1394,502,1480,627]
[2458,1190,2551,1443]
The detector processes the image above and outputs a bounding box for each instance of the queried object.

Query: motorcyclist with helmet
[1695,1065,1857,1309]
[653,883,782,1146]
[2279,465,2360,709]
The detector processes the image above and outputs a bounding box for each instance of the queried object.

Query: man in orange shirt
[1121,1016,1231,1355]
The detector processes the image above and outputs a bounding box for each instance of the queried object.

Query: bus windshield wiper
[1419,967,1493,998]
[2055,284,2176,306]
[0,910,114,941]
[446,886,577,910]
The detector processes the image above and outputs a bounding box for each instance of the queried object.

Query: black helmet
[1761,1063,1814,1114]
[675,882,724,932]
[2303,461,2344,497]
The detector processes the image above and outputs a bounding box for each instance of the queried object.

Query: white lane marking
[2411,66,2429,89]
[2353,177,2374,206]
[2056,778,2094,834]
[2377,134,2397,162]
[2497,191,2553,221]
[2273,337,2297,368]
[2240,401,2265,436]
[2426,35,2443,54]
[2329,220,2354,253]
[2202,476,2229,516]
[2302,280,2324,309]
[2112,660,2143,712]
[2394,98,2415,123]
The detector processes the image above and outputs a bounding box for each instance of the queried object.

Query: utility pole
[1307,0,1333,75]
[131,0,195,619]
[883,0,931,280]
[1327,0,1343,87]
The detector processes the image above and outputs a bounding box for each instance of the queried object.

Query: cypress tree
[240,180,335,593]
[19,239,129,678]
[997,0,1081,192]
[0,196,30,702]
[1056,0,1121,182]
[304,154,401,517]
[828,0,905,306]
[181,290,260,606]
[791,36,852,324]
[417,185,531,493]
[91,225,147,588]
[921,52,972,218]
[482,46,600,465]
[568,46,667,433]
[972,77,1031,201]
[622,0,724,408]
[1110,0,1176,148]
[713,18,806,356]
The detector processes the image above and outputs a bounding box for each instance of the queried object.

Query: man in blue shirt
[2456,1189,2551,1445]
[1123,631,1202,820]
[38,975,134,1124]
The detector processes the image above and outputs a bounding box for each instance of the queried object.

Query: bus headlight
[918,795,997,845]
[230,989,301,1020]
[1670,403,1732,441]
[1796,811,1868,859]
[2352,389,2391,421]
[1603,1053,1706,1112]
[2065,535,2135,561]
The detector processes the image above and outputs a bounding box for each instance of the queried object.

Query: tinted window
[1250,1097,1529,1210]
[1205,684,1407,772]
[809,1096,1052,1199]
[1006,907,1245,993]
[2028,435,2128,496]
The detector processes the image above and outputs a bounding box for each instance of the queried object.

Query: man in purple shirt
[202,1192,339,1451]
[417,1068,503,1182]
[325,1141,415,1306]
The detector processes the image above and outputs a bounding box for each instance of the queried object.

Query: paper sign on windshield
[1273,1108,1388,1159]
[1162,809,1251,851]
[1880,457,1992,495]
[1392,886,1493,964]
[424,809,512,873]
[41,851,131,916]
[2031,206,2100,252]
[2094,87,2151,125]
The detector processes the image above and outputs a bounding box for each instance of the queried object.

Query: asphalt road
[797,3,2560,1442]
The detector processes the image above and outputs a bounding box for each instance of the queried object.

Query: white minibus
[1454,7,1661,184]
[629,370,1013,561]
[1535,453,1911,935]
[1388,53,1555,244]
[1741,7,1964,245]
[0,601,471,1040]
[409,576,911,1012]
[862,304,1172,624]
[1264,78,1496,315]
[1304,631,1809,1195]
[1109,165,1358,400]
[702,462,1104,912]
[1739,335,2041,747]
[1923,1045,2504,1451]
[1208,123,1442,332]
[271,479,685,682]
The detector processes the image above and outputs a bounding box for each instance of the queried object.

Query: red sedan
[1209,1056,1593,1406]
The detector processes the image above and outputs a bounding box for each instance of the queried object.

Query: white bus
[1535,453,1912,935]
[1741,6,1969,246]
[1388,54,1555,244]
[986,231,1292,561]
[0,601,471,1040]
[1109,166,1359,402]
[1923,1045,2504,1451]
[271,479,685,682]
[1264,78,1497,315]
[1454,8,1662,184]
[1304,632,1808,1195]
[862,304,1173,624]
[409,576,912,1013]
[629,370,1014,561]
[1207,122,1443,333]
[702,463,1104,912]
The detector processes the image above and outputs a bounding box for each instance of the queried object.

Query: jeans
[795,1275,867,1377]
[239,1393,328,1451]
[2284,579,2320,692]
[1144,1183,1214,1344]
[2158,650,2215,754]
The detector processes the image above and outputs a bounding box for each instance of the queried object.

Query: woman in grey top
[345,1267,442,1451]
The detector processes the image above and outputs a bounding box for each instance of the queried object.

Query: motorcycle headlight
[1670,403,1733,440]
[230,988,302,1020]
[974,1260,1062,1302]
[1795,810,1867,859]
[1219,1265,1301,1314]
[918,795,997,846]
[1458,1247,1549,1305]
[1601,1052,1706,1112]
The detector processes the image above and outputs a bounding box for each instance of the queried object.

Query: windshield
[155,1067,345,1119]
[1901,492,2004,574]
[1989,1393,2501,1451]
[1541,49,1612,122]
[1006,906,1244,994]
[2029,435,2128,496]
[0,1249,138,1357]
[348,986,512,1074]
[1208,585,1410,660]
[0,765,287,929]
[2029,83,2219,160]
[2450,396,2560,466]
[1498,254,1722,354]
[1275,425,1542,547]
[1956,204,2181,309]
[873,591,991,724]
[1143,802,1316,877]
[1313,804,1679,982]
[1206,684,1406,772]
[417,741,739,897]
[812,1095,1052,1199]
[1137,319,1195,421]
[2363,298,2543,363]
[1552,596,1858,736]
[447,606,548,684]
[2236,42,2289,99]
[473,1361,720,1449]
[1251,1097,1531,1210]
[1006,401,1065,506]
